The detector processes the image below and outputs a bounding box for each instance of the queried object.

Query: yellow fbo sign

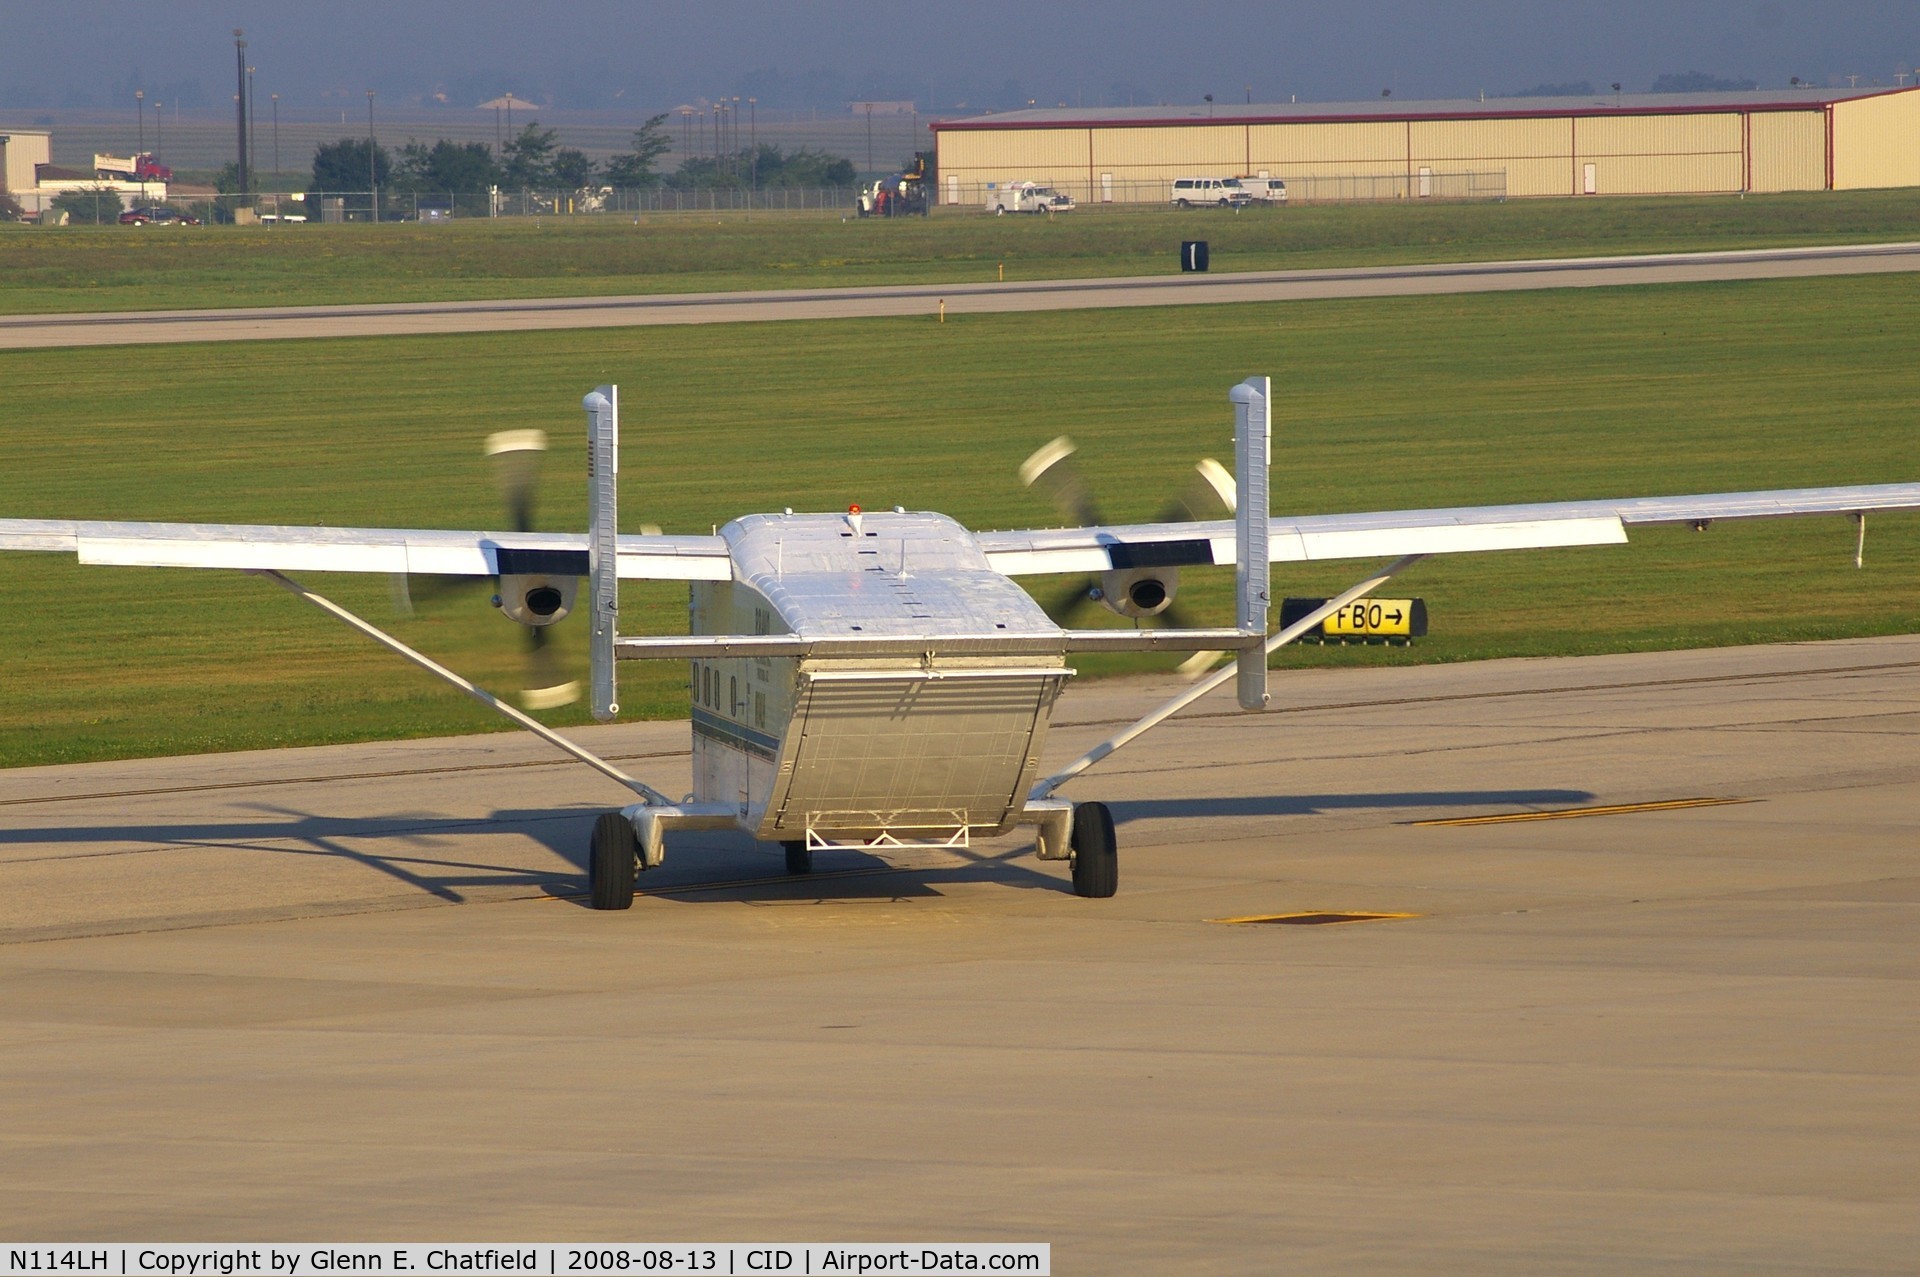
[1324,598,1421,637]
[1282,597,1428,642]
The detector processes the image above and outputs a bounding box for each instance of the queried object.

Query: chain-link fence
[271,186,867,222]
[70,170,1507,227]
[937,171,1509,209]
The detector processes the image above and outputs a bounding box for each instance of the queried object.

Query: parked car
[118,206,200,226]
[1170,178,1251,208]
[985,182,1076,215]
[1238,177,1288,204]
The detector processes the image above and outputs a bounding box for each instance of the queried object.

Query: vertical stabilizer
[1230,376,1271,710]
[585,386,620,720]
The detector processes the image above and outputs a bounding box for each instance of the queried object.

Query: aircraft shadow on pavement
[616,829,1074,907]
[0,803,603,904]
[1,787,1594,910]
[0,802,1073,905]
[1109,789,1594,823]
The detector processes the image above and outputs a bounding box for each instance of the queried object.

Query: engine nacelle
[496,573,578,627]
[1098,567,1178,619]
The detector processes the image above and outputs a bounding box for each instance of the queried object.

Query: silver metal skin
[677,511,1072,850]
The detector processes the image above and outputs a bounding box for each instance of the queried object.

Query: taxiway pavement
[4,241,1918,349]
[3,636,1916,1271]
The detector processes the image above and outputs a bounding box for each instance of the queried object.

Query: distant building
[0,128,169,216]
[930,85,1920,206]
[1,129,51,199]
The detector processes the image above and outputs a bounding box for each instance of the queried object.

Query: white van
[1170,177,1250,208]
[1239,177,1287,204]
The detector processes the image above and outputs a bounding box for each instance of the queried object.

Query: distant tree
[0,191,26,222]
[311,139,392,219]
[602,114,671,188]
[52,187,123,225]
[394,139,499,193]
[770,147,856,187]
[667,155,741,190]
[312,138,392,190]
[666,144,857,191]
[550,147,596,190]
[1651,72,1758,93]
[502,124,559,188]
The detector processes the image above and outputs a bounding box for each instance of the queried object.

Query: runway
[4,240,1919,349]
[2,636,1916,1270]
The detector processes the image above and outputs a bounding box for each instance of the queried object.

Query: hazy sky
[3,2,1915,113]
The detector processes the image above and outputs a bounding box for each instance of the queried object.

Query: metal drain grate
[1210,911,1421,926]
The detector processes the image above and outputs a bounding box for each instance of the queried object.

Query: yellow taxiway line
[1413,797,1753,827]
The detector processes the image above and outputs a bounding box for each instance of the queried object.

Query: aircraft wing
[0,519,734,581]
[975,483,1920,576]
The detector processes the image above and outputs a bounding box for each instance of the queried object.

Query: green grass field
[3,271,1917,767]
[4,190,1920,314]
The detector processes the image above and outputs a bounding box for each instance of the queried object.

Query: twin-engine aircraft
[5,379,1918,910]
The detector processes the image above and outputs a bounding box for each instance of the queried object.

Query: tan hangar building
[929,86,1920,205]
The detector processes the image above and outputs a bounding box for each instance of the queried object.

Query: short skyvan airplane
[4,380,1917,909]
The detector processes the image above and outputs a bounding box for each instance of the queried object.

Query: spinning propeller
[1019,435,1236,674]
[392,430,581,710]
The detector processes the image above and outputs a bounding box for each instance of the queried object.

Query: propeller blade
[486,429,548,534]
[389,572,487,616]
[521,622,580,709]
[1019,436,1104,527]
[1036,576,1099,621]
[1156,458,1236,523]
[1157,597,1232,678]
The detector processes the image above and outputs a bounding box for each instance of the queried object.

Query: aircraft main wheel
[783,840,813,875]
[588,812,638,910]
[1069,801,1118,898]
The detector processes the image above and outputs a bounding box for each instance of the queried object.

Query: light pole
[505,91,514,139]
[233,29,249,196]
[367,89,377,222]
[680,107,692,162]
[864,101,873,178]
[731,95,740,167]
[248,66,257,184]
[153,102,162,163]
[135,89,144,154]
[271,93,279,174]
[748,97,756,188]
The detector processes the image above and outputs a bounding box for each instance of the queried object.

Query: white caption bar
[1,1245,1048,1277]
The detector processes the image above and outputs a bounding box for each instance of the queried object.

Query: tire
[995,206,1006,216]
[1069,801,1118,898]
[1217,198,1229,207]
[588,812,638,910]
[1176,199,1191,209]
[784,840,813,875]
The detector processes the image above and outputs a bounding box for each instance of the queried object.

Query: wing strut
[585,385,621,720]
[1028,554,1425,801]
[255,568,670,805]
[1231,375,1272,710]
